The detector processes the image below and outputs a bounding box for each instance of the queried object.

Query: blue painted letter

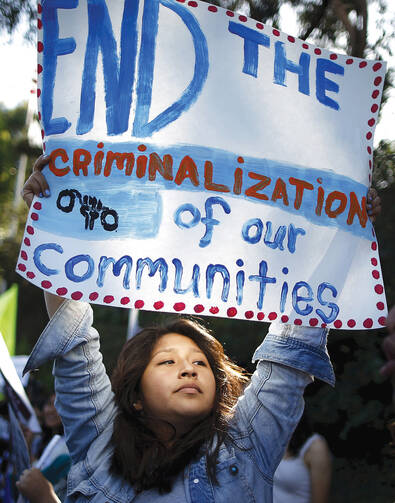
[206,264,230,302]
[316,282,339,323]
[97,255,133,288]
[65,254,94,282]
[200,197,231,248]
[172,259,200,297]
[249,260,276,309]
[136,257,168,292]
[77,0,139,135]
[133,0,208,137]
[242,218,263,244]
[42,0,78,135]
[274,42,310,95]
[33,243,63,276]
[228,22,270,77]
[292,281,313,315]
[316,59,344,111]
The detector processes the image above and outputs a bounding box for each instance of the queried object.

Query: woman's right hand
[22,154,51,208]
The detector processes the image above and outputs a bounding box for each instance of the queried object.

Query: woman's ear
[133,400,143,411]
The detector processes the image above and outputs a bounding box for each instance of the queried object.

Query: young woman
[20,155,351,502]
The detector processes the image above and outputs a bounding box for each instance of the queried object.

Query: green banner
[0,284,18,355]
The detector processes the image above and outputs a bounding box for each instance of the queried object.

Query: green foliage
[373,140,395,189]
[0,0,36,40]
[330,456,395,502]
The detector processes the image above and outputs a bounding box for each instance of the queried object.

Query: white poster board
[0,332,41,433]
[17,0,387,328]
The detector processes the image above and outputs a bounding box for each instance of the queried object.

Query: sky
[0,4,393,147]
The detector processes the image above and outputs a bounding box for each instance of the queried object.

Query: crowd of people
[0,158,393,503]
[0,382,71,502]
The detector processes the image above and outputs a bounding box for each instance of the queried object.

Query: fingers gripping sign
[367,187,381,223]
[174,197,231,247]
[22,155,51,208]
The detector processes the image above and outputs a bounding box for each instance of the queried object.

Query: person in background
[18,393,71,501]
[273,413,332,503]
[35,394,71,502]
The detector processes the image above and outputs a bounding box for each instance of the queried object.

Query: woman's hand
[16,468,61,503]
[21,154,51,208]
[367,187,381,223]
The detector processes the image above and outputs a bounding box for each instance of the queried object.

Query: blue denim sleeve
[229,323,334,479]
[23,300,116,464]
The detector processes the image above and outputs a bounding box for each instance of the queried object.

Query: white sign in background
[17,0,387,328]
[0,332,41,433]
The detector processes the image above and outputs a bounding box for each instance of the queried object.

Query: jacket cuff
[252,333,335,387]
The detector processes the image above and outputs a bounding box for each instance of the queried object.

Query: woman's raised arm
[22,155,64,319]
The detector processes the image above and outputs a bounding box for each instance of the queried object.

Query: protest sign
[17,0,387,328]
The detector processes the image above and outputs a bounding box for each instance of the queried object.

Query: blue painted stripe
[39,137,372,240]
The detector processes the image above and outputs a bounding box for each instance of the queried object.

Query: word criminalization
[48,145,368,232]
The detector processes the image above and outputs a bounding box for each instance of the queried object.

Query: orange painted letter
[174,156,199,186]
[347,192,367,228]
[271,178,289,206]
[289,177,313,209]
[149,153,173,181]
[204,161,230,192]
[73,149,91,176]
[324,191,347,218]
[49,148,70,176]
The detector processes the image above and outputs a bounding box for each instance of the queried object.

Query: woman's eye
[159,360,174,365]
[194,360,207,366]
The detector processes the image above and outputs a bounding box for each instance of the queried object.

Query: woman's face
[135,333,216,436]
[43,394,62,430]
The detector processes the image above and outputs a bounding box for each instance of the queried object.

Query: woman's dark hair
[287,412,314,457]
[110,317,248,493]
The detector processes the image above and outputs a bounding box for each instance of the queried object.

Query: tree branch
[300,0,331,40]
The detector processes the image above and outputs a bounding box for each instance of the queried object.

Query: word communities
[33,244,340,324]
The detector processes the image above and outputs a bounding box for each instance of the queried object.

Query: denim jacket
[24,300,334,502]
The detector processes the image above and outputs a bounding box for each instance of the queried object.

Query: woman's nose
[179,362,197,378]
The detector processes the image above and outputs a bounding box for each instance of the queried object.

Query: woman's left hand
[367,187,381,222]
[16,468,61,503]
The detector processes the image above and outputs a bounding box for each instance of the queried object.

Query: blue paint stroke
[42,0,78,135]
[77,0,138,135]
[64,254,94,282]
[206,264,230,302]
[97,255,133,288]
[33,243,63,276]
[39,137,373,241]
[132,0,209,137]
[274,41,310,95]
[316,58,344,111]
[172,258,200,296]
[136,257,168,292]
[228,21,270,78]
